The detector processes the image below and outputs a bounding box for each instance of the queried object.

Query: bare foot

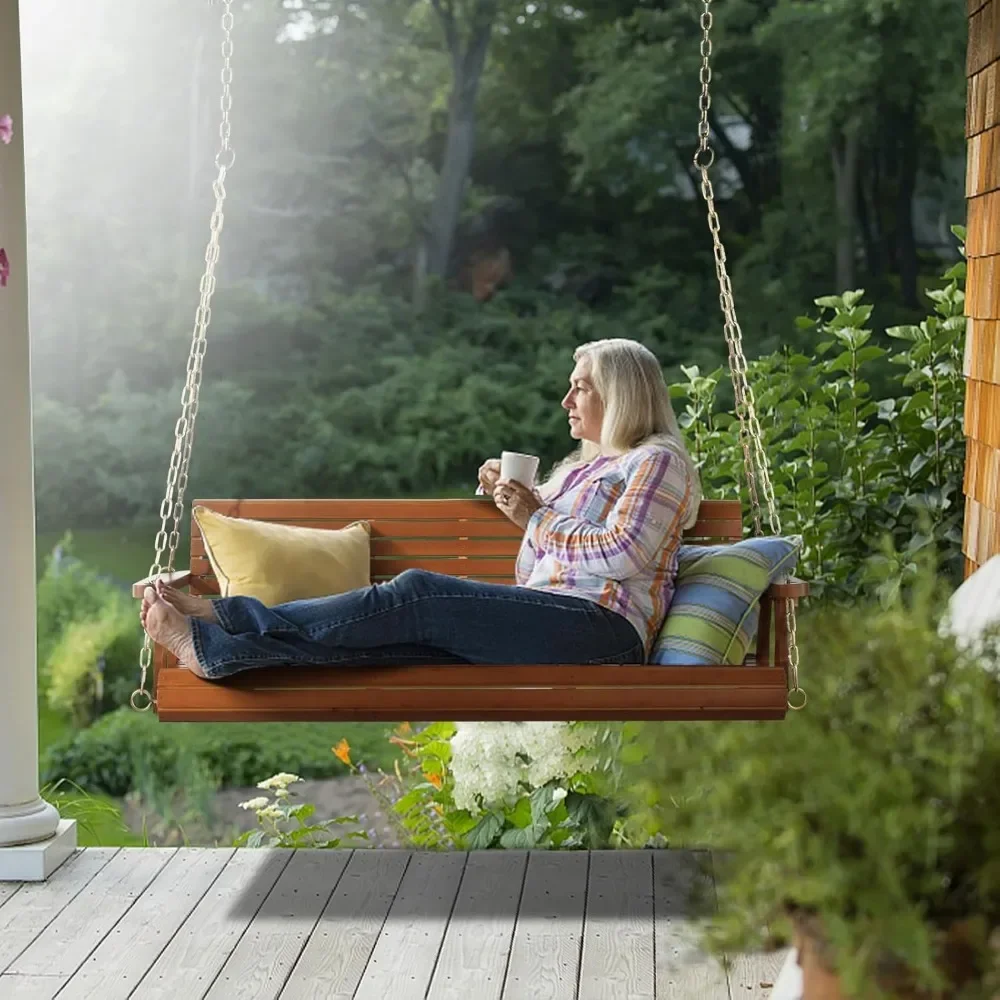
[143,588,205,674]
[153,580,218,623]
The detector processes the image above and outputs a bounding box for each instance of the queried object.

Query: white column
[0,0,76,878]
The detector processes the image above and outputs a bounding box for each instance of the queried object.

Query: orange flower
[424,771,443,790]
[332,739,352,766]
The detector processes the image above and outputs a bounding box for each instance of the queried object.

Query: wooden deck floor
[0,847,787,999]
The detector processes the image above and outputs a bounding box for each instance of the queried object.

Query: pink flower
[0,248,9,288]
[0,115,12,145]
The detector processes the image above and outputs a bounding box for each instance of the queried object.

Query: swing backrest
[187,497,745,594]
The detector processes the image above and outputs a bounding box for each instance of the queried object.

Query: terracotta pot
[792,913,997,1000]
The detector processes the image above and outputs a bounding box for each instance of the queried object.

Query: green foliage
[36,539,142,726]
[331,722,628,850]
[619,560,1000,996]
[671,247,966,599]
[232,773,369,850]
[41,708,407,798]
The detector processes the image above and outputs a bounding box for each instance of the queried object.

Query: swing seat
[133,498,807,722]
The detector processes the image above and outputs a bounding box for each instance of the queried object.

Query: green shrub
[671,232,967,601]
[41,709,407,797]
[617,559,1000,996]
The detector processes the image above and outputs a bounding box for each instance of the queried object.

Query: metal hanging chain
[692,0,804,710]
[131,0,235,712]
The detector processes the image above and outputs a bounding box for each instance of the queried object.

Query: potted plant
[619,565,1000,998]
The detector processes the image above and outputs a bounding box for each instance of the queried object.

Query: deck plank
[426,850,527,1000]
[503,850,589,1000]
[579,851,655,1000]
[133,847,292,1000]
[353,851,469,1000]
[0,882,22,909]
[204,849,351,1000]
[653,850,729,999]
[0,849,119,974]
[726,949,790,998]
[0,973,69,999]
[278,850,410,1000]
[57,848,235,999]
[4,849,173,995]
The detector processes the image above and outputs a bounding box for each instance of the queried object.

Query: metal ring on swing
[693,146,715,170]
[215,147,236,171]
[787,687,807,711]
[130,689,154,712]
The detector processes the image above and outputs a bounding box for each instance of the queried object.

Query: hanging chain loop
[693,0,803,708]
[132,0,234,711]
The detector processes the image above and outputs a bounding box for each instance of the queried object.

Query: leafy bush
[671,231,967,600]
[41,709,406,797]
[617,559,1000,996]
[37,537,142,726]
[331,721,630,850]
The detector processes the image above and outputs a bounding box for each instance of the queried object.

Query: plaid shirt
[517,443,693,657]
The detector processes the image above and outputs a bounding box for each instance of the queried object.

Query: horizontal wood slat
[969,0,1000,77]
[966,254,1000,317]
[964,377,1000,445]
[968,60,1000,137]
[153,663,789,723]
[965,494,1000,564]
[965,317,1000,380]
[965,436,1000,509]
[967,127,1000,197]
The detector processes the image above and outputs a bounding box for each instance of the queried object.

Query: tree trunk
[831,128,861,292]
[423,16,494,282]
[894,99,920,309]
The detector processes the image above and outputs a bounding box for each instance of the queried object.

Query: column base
[0,819,77,881]
[771,948,803,1000]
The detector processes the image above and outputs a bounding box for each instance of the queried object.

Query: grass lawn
[36,521,185,588]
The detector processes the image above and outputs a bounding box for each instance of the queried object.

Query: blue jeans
[189,568,645,679]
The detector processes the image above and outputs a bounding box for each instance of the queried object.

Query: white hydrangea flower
[256,772,302,791]
[257,805,285,822]
[238,796,270,812]
[449,723,598,815]
[551,787,568,804]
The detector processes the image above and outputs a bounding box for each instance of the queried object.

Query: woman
[141,338,702,678]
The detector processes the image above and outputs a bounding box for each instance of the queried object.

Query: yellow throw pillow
[192,505,371,606]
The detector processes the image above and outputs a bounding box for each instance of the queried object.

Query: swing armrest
[764,577,809,600]
[132,570,192,599]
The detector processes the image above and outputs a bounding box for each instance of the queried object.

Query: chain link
[692,0,803,707]
[132,0,235,711]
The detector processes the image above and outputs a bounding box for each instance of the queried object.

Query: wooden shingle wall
[964,0,1000,574]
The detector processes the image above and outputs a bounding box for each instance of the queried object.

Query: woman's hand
[478,458,501,495]
[493,478,543,529]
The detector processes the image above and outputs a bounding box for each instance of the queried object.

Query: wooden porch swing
[130,0,808,723]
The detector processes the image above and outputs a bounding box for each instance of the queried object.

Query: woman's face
[561,355,604,444]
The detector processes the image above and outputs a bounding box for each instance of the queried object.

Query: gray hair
[541,338,703,529]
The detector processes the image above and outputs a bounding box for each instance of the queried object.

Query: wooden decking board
[57,847,235,1000]
[579,850,656,1000]
[0,849,120,973]
[5,848,173,980]
[132,847,293,1000]
[0,847,790,997]
[352,851,469,1000]
[503,850,590,1000]
[653,850,730,999]
[425,850,528,1000]
[278,849,411,1000]
[203,849,352,1000]
[0,882,21,909]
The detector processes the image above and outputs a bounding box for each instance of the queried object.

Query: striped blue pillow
[650,536,801,665]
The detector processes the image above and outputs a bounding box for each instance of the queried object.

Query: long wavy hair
[539,338,702,528]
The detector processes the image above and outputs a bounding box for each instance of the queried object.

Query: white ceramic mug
[500,451,540,488]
